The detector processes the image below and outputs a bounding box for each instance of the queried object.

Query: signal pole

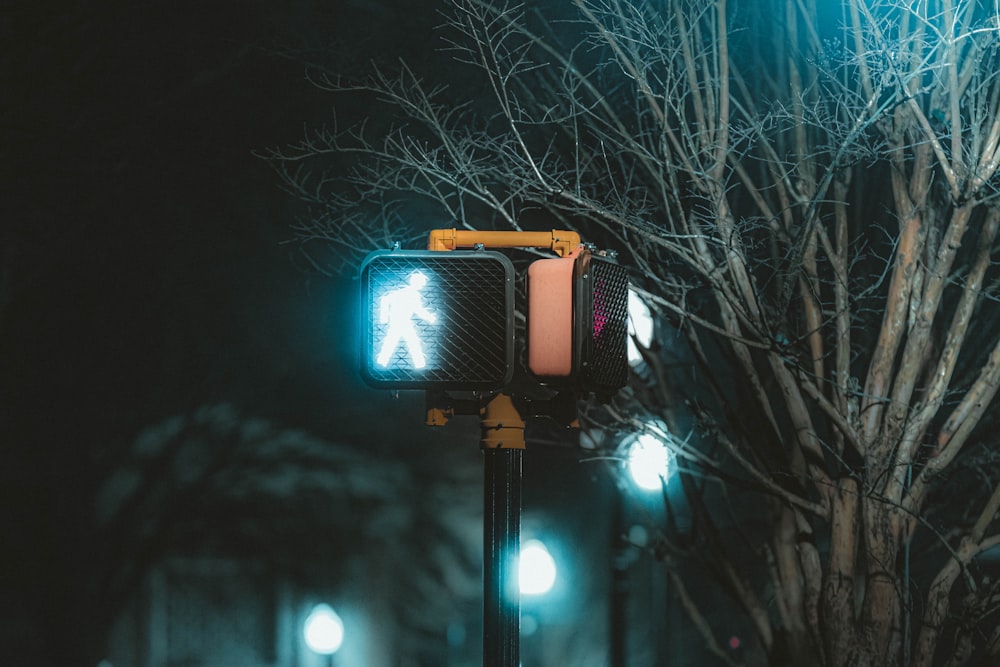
[424,230,585,667]
[480,394,525,667]
[363,227,627,667]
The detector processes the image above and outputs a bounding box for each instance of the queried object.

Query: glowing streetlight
[519,539,557,596]
[303,603,344,656]
[627,290,654,365]
[627,433,671,491]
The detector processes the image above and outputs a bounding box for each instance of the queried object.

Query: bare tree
[265,1,1000,665]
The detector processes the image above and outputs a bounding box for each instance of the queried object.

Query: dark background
[3,0,416,441]
[3,2,617,664]
[3,0,439,657]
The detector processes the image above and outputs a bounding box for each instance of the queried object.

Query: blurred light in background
[303,603,344,656]
[627,290,654,365]
[627,433,671,492]
[519,539,557,596]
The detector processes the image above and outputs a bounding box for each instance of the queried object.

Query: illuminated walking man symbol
[376,271,437,368]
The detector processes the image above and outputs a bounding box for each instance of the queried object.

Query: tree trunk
[822,478,861,667]
[860,495,903,667]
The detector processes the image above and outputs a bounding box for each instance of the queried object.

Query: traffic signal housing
[528,248,629,396]
[360,249,515,389]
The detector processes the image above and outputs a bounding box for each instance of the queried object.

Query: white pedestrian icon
[376,271,437,368]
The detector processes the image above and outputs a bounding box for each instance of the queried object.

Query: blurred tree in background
[14,403,481,666]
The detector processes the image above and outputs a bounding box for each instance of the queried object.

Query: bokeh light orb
[519,539,557,595]
[303,603,344,655]
[627,290,654,364]
[628,433,671,491]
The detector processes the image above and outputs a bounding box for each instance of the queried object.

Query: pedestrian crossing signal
[360,250,515,389]
[527,249,629,397]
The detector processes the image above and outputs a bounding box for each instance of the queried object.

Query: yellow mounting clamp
[479,394,526,450]
[427,228,582,258]
[425,406,452,427]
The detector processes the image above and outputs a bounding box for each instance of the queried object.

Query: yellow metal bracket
[427,228,582,258]
[425,406,452,427]
[479,393,526,450]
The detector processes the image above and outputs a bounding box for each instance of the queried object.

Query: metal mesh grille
[362,251,513,389]
[585,257,629,391]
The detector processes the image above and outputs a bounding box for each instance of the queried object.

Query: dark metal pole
[483,447,522,667]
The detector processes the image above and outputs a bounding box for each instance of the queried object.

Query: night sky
[4,1,382,443]
[3,2,609,664]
